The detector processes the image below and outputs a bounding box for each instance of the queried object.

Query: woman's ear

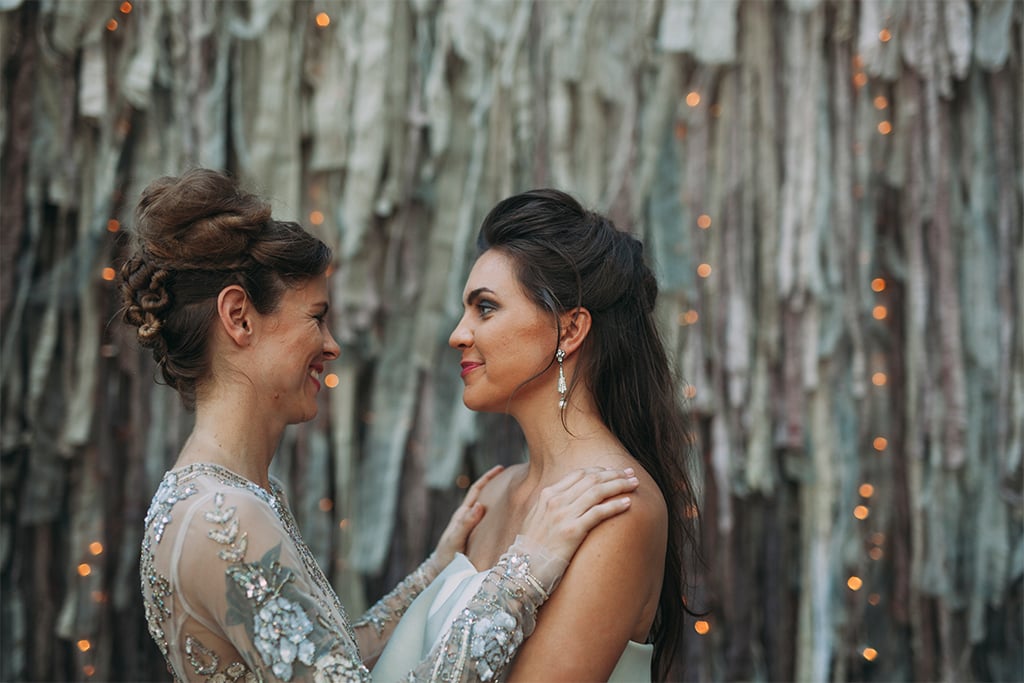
[217,285,253,346]
[559,307,592,356]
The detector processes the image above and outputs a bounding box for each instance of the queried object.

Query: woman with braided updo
[371,190,702,682]
[122,169,639,682]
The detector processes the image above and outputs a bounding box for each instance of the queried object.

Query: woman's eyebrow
[465,287,495,305]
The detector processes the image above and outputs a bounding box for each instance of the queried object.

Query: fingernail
[628,477,639,485]
[623,467,635,476]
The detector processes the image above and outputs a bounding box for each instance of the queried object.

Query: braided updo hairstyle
[119,168,332,409]
[476,189,701,681]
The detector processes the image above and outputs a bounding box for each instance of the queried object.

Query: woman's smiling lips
[460,361,483,377]
[309,364,324,390]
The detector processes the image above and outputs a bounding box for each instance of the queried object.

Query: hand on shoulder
[506,464,667,682]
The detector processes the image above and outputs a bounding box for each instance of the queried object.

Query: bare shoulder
[506,459,668,677]
[586,461,667,554]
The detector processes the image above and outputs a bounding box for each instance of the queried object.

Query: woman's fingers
[462,465,503,509]
[434,465,505,564]
[540,468,638,515]
[574,492,633,530]
[521,468,639,558]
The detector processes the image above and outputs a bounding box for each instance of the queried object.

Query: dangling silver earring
[556,349,567,409]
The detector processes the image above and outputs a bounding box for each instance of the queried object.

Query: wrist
[508,534,570,595]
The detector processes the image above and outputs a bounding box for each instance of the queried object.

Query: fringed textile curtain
[0,1,1020,681]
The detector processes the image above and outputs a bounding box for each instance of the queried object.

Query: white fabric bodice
[372,553,653,682]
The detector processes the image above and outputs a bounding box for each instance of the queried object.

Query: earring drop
[556,349,567,409]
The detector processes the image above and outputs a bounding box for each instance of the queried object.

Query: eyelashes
[476,299,498,316]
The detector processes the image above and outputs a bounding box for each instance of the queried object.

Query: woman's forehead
[465,250,518,290]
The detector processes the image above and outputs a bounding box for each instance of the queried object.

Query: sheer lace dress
[141,463,561,682]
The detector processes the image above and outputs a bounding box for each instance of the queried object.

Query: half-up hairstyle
[119,168,332,409]
[476,189,701,680]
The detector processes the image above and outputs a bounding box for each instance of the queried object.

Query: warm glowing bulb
[847,576,863,591]
[324,373,339,388]
[685,91,701,107]
[859,483,875,498]
[879,29,892,42]
[869,546,884,560]
[697,214,712,229]
[872,305,888,320]
[455,475,471,489]
[318,498,333,512]
[101,267,116,281]
[871,278,886,292]
[694,620,710,635]
[89,542,104,555]
[854,505,870,520]
[681,310,699,325]
[873,437,888,451]
[877,121,893,135]
[863,647,878,661]
[871,532,885,545]
[853,72,868,88]
[316,12,331,27]
[309,210,325,225]
[338,518,350,530]
[683,385,697,399]
[120,1,132,13]
[872,372,887,386]
[84,664,96,677]
[77,639,91,652]
[868,593,881,605]
[106,219,120,232]
[697,263,712,278]
[106,18,118,31]
[78,563,92,577]
[873,96,888,110]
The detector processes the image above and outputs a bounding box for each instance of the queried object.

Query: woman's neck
[174,392,282,491]
[514,392,623,484]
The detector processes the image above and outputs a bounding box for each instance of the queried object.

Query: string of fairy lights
[82,4,900,677]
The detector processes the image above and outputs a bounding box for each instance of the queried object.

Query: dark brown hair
[119,168,332,408]
[477,189,702,681]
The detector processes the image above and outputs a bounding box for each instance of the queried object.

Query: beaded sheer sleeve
[141,464,565,682]
[351,554,443,663]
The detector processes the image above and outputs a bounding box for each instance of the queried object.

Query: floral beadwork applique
[185,634,257,682]
[205,492,249,562]
[312,652,371,681]
[469,609,522,681]
[145,471,199,544]
[224,543,356,681]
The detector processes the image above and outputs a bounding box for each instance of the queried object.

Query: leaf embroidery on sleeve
[205,492,249,563]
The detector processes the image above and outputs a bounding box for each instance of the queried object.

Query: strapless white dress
[372,553,652,682]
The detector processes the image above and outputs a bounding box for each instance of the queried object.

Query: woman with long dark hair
[372,189,701,682]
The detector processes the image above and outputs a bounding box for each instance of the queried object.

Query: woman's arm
[177,469,637,682]
[352,466,503,663]
[506,483,668,682]
[407,468,641,683]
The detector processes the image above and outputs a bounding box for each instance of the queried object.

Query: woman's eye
[477,300,496,316]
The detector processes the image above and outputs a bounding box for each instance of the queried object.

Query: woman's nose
[448,316,470,349]
[324,327,341,360]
